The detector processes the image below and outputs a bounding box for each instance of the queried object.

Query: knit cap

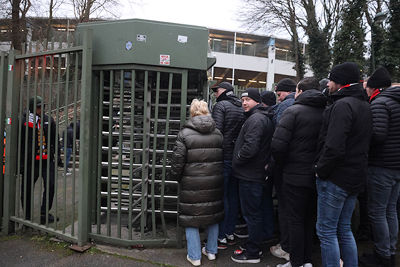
[367,67,391,89]
[328,62,360,85]
[241,88,261,103]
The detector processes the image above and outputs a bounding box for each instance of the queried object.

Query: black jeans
[239,179,273,258]
[21,161,55,219]
[274,166,290,252]
[284,182,316,267]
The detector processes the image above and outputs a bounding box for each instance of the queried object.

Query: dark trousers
[239,179,273,258]
[274,166,290,252]
[284,182,316,267]
[21,161,55,219]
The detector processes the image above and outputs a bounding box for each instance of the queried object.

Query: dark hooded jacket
[212,90,245,160]
[272,89,326,188]
[170,115,224,228]
[368,86,400,169]
[232,104,274,183]
[315,84,372,194]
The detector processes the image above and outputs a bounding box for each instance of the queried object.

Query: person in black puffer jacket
[272,77,326,267]
[359,67,400,267]
[231,88,274,264]
[315,62,372,267]
[211,82,245,247]
[170,99,223,266]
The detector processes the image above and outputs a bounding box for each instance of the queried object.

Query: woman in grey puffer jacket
[170,99,224,266]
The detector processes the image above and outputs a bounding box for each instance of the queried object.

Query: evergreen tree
[332,0,366,73]
[384,0,400,81]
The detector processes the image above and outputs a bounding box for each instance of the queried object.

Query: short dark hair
[297,77,320,92]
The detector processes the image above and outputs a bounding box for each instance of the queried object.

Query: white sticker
[160,55,170,65]
[125,41,133,51]
[137,34,147,42]
[177,35,188,43]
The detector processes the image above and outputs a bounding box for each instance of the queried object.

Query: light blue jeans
[186,224,218,260]
[367,166,400,258]
[316,178,358,267]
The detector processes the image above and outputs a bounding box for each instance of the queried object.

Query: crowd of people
[171,62,400,267]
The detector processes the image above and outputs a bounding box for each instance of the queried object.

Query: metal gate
[0,52,8,230]
[2,31,92,245]
[88,66,204,247]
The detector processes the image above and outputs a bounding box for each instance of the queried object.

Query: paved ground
[0,229,386,267]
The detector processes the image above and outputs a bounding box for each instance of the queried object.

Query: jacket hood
[379,86,400,102]
[244,104,273,118]
[185,115,216,134]
[217,90,242,107]
[295,89,327,108]
[331,83,367,102]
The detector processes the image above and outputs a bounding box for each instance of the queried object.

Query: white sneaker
[186,255,201,266]
[202,247,216,260]
[277,262,292,267]
[270,244,290,261]
[303,263,313,267]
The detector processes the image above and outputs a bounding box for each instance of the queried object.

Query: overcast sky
[119,0,245,33]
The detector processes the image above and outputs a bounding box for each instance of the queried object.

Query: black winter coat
[170,115,224,228]
[272,89,326,188]
[212,91,245,160]
[232,104,274,183]
[315,84,372,194]
[368,86,400,169]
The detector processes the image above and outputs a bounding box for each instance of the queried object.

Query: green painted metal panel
[75,19,210,70]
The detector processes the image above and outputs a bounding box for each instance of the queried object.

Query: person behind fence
[61,121,80,175]
[170,99,224,266]
[359,67,400,267]
[210,81,245,250]
[230,88,274,264]
[314,62,372,267]
[272,77,326,267]
[20,96,59,224]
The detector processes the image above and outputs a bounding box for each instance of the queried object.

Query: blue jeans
[316,178,358,267]
[239,179,274,257]
[218,160,239,239]
[367,166,400,258]
[186,224,218,260]
[65,147,72,168]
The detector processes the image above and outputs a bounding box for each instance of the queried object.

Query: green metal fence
[2,31,92,245]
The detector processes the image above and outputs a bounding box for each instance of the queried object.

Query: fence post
[78,29,93,246]
[2,50,21,235]
[0,52,8,230]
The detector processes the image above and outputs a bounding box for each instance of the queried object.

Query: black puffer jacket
[272,90,326,188]
[170,115,224,228]
[232,104,274,183]
[315,84,372,194]
[212,91,245,160]
[368,86,400,169]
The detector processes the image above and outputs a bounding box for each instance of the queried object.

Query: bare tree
[69,0,120,22]
[8,0,31,50]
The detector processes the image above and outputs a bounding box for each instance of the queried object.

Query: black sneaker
[40,213,59,224]
[234,227,249,238]
[217,238,228,250]
[231,250,260,264]
[225,234,236,245]
[235,246,263,256]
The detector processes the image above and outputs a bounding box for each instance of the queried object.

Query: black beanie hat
[328,62,360,85]
[261,91,276,106]
[276,78,297,92]
[241,88,261,103]
[367,67,392,89]
[211,81,234,92]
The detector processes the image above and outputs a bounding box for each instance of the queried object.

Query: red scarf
[369,89,381,102]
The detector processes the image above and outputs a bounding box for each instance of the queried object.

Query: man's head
[328,62,360,94]
[241,88,261,112]
[295,77,320,99]
[29,96,43,115]
[365,67,392,96]
[275,78,296,102]
[261,91,276,107]
[211,81,234,98]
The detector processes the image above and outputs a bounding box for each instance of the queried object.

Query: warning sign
[160,55,170,65]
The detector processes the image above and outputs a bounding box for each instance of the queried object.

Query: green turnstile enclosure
[2,19,215,247]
